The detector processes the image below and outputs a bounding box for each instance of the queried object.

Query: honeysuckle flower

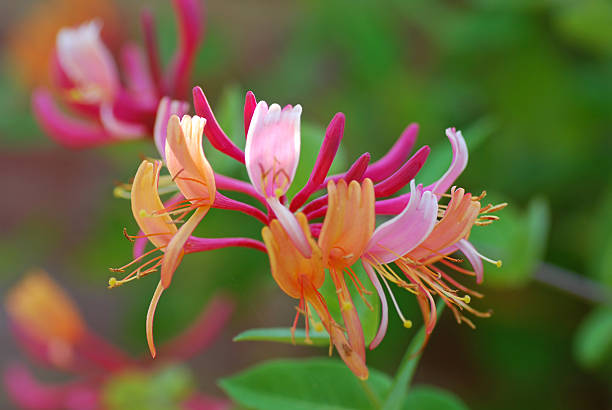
[4,270,232,410]
[361,129,505,349]
[262,213,369,380]
[32,0,202,148]
[115,85,505,379]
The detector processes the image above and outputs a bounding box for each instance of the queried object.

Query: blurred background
[1,0,611,409]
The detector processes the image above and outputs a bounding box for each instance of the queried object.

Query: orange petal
[161,206,209,289]
[146,280,165,358]
[131,160,177,249]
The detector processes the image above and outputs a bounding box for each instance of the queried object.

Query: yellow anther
[403,319,413,328]
[274,187,284,197]
[341,301,354,311]
[108,277,118,288]
[463,295,471,304]
[313,321,324,333]
[496,260,503,268]
[304,337,313,345]
[139,209,148,218]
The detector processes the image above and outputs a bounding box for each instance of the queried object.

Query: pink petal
[3,363,99,410]
[456,239,484,284]
[268,198,312,258]
[140,9,164,96]
[431,127,468,196]
[120,43,157,105]
[245,101,302,198]
[303,152,371,214]
[244,91,257,137]
[184,236,267,253]
[56,20,120,103]
[364,123,419,182]
[366,181,438,264]
[362,261,389,350]
[193,86,245,163]
[99,103,147,139]
[154,97,190,160]
[32,89,113,148]
[290,112,344,211]
[373,145,430,197]
[213,193,269,224]
[166,0,204,98]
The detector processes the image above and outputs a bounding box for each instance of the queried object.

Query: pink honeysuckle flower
[114,85,506,379]
[33,0,203,148]
[4,270,232,410]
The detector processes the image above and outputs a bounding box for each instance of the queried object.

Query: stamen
[379,273,412,329]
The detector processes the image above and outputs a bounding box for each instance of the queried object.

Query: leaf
[574,306,612,370]
[219,358,392,410]
[233,327,330,346]
[382,300,446,410]
[469,196,550,287]
[402,386,469,410]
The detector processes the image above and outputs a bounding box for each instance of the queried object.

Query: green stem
[381,299,446,410]
[360,379,382,410]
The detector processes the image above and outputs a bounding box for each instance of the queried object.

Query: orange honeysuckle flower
[318,178,375,363]
[262,213,369,380]
[161,114,216,289]
[5,270,86,368]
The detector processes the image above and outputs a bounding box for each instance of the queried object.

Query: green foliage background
[1,0,611,409]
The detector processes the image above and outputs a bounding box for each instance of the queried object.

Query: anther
[403,319,413,328]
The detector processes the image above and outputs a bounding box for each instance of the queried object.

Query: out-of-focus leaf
[219,358,391,410]
[574,306,612,370]
[469,196,550,287]
[315,261,381,346]
[553,0,612,55]
[102,365,194,410]
[589,185,612,287]
[233,327,329,346]
[402,386,469,410]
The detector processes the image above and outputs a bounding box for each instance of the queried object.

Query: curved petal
[430,127,468,196]
[366,181,438,264]
[456,239,484,284]
[131,160,177,249]
[362,261,388,350]
[32,89,112,148]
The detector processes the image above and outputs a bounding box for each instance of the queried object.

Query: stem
[534,262,612,304]
[360,379,382,410]
[381,299,445,410]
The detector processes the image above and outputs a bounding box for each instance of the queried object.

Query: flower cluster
[32,0,202,148]
[4,270,231,410]
[111,85,505,380]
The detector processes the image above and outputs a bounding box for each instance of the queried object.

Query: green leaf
[233,327,330,346]
[469,196,550,287]
[382,300,445,410]
[402,386,469,410]
[574,306,612,370]
[219,358,392,410]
